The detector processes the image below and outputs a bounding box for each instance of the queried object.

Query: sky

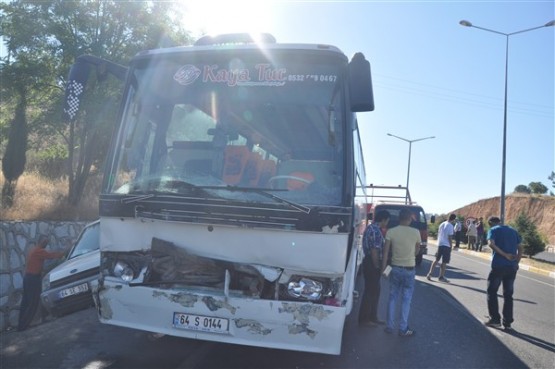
[181,0,554,215]
[2,1,554,215]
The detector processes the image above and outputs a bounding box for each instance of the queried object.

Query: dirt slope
[450,194,555,246]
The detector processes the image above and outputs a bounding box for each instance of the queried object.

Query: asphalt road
[2,247,554,369]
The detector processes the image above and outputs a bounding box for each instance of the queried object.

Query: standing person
[18,235,66,331]
[484,216,522,330]
[359,210,390,326]
[381,209,421,337]
[454,217,462,249]
[427,213,456,282]
[476,217,485,252]
[466,220,478,251]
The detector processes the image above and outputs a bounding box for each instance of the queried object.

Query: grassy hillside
[0,172,100,221]
[450,194,555,246]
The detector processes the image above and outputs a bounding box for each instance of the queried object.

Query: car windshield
[105,49,346,206]
[68,223,100,259]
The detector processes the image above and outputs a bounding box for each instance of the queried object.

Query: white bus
[64,33,374,355]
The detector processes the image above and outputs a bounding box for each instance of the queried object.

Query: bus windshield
[106,50,346,206]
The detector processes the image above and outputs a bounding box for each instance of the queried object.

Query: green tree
[1,0,193,206]
[510,212,545,257]
[548,171,554,189]
[1,6,59,206]
[514,184,531,194]
[1,86,28,208]
[528,181,548,195]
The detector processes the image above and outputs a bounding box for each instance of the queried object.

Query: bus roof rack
[194,33,277,46]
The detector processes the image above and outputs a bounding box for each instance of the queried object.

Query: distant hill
[450,194,555,246]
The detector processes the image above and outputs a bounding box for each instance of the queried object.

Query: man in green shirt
[382,209,421,337]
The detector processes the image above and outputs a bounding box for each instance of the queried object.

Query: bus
[63,33,374,355]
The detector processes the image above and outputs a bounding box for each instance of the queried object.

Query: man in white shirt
[427,213,456,282]
[453,218,462,249]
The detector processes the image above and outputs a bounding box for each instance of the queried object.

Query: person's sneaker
[484,319,502,328]
[438,276,450,283]
[398,328,415,337]
[503,322,512,331]
[426,274,432,281]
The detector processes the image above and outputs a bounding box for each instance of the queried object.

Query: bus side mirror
[63,55,127,123]
[348,52,374,112]
[430,215,436,224]
[63,59,91,122]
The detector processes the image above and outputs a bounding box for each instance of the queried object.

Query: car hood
[45,249,100,282]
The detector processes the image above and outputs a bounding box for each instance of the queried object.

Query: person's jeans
[386,266,416,332]
[468,235,477,250]
[477,233,483,251]
[358,256,381,323]
[487,265,517,325]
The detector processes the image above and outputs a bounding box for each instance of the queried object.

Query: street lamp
[459,20,554,224]
[387,133,435,204]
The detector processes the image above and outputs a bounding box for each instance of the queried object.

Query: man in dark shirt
[484,216,522,330]
[359,210,390,326]
[18,235,65,331]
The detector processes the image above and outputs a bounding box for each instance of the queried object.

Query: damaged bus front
[64,34,374,355]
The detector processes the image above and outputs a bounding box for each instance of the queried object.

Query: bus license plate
[173,312,229,334]
[59,283,89,298]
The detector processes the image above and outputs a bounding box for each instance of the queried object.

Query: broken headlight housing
[102,251,148,283]
[285,276,334,302]
[114,261,135,282]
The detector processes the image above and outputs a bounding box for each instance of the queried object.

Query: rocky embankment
[450,194,555,246]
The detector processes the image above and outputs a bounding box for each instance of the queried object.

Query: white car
[41,221,99,317]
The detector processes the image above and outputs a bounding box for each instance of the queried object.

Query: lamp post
[460,19,555,224]
[387,133,435,204]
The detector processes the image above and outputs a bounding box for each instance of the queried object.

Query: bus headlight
[287,278,324,301]
[114,261,134,282]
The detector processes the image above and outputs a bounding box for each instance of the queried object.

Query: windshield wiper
[122,182,310,214]
[211,185,311,214]
[122,193,156,204]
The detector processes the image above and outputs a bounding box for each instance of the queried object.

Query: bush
[27,144,68,179]
[514,184,531,194]
[510,212,545,256]
[428,220,439,239]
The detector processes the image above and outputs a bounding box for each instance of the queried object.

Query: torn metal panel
[153,291,198,308]
[279,302,333,324]
[150,238,264,296]
[235,319,272,335]
[202,296,237,314]
[287,323,316,338]
[99,297,113,320]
